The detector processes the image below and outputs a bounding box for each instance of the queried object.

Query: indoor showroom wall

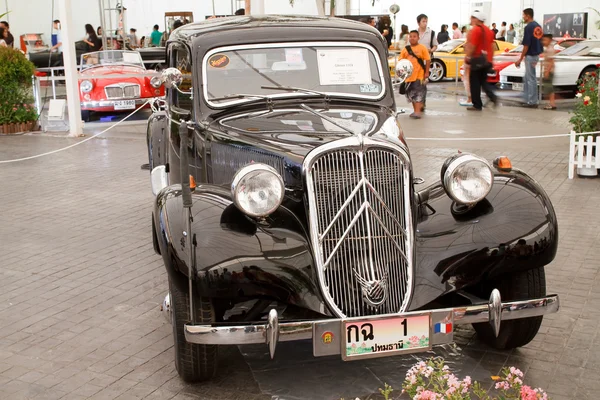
[2,0,598,48]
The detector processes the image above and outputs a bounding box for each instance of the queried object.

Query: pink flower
[520,385,538,400]
[415,390,440,400]
[495,381,510,390]
[510,367,524,378]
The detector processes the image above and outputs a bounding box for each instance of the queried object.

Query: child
[541,34,556,110]
[400,30,430,119]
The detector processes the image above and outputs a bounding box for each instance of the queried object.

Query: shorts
[542,73,554,96]
[406,80,427,104]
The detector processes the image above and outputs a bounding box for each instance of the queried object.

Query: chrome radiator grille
[105,84,140,99]
[305,140,412,318]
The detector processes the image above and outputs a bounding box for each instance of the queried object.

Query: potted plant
[569,68,599,176]
[0,46,38,134]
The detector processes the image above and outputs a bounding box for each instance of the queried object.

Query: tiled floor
[0,95,598,400]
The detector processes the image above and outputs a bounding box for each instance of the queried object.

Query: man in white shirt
[50,20,63,54]
[452,22,462,39]
[497,21,507,41]
[417,14,438,54]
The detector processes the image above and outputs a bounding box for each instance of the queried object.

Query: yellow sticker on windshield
[209,54,230,68]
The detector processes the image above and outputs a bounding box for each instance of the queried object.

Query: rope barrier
[0,100,151,164]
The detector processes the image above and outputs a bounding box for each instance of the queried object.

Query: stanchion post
[455,59,459,89]
[539,59,543,104]
[51,68,57,99]
[32,75,42,117]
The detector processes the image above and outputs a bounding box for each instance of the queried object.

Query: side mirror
[395,59,414,84]
[161,67,183,89]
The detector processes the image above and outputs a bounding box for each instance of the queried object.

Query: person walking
[150,24,162,47]
[437,25,449,44]
[452,22,462,39]
[515,8,543,108]
[417,14,438,54]
[400,30,430,119]
[464,10,496,111]
[128,28,139,48]
[506,24,516,43]
[497,21,507,41]
[0,21,14,47]
[541,34,557,110]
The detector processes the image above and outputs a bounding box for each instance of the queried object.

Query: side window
[492,42,499,51]
[168,44,193,112]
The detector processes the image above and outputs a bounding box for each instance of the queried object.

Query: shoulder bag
[470,26,492,72]
[399,45,427,95]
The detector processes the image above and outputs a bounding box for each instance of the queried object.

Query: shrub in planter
[0,47,38,133]
[570,69,600,139]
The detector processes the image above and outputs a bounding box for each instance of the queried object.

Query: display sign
[317,49,371,86]
[543,13,588,38]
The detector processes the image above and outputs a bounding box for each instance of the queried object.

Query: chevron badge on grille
[354,268,389,307]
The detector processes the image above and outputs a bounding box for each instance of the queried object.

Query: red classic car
[79,50,164,121]
[459,38,585,84]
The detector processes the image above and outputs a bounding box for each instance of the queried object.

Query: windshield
[80,50,144,70]
[557,42,598,57]
[204,43,385,107]
[436,40,464,53]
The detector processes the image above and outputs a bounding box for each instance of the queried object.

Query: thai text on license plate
[512,82,524,91]
[114,100,136,110]
[342,313,431,361]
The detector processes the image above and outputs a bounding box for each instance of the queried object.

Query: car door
[166,42,199,185]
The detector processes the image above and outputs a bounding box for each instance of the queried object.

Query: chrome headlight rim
[231,163,285,218]
[150,76,162,88]
[80,80,93,93]
[442,154,493,205]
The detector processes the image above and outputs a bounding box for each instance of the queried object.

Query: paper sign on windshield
[317,49,371,86]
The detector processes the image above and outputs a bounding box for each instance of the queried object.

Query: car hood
[499,63,525,77]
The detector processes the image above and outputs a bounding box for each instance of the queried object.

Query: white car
[499,40,600,91]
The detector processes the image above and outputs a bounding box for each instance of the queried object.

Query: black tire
[169,278,218,382]
[429,60,446,82]
[473,267,546,350]
[81,110,91,123]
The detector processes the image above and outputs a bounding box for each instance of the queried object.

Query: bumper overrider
[162,290,559,360]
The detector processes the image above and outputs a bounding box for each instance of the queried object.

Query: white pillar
[251,0,265,14]
[58,0,83,137]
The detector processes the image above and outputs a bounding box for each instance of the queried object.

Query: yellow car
[389,39,515,82]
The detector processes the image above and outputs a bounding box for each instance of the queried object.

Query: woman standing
[396,24,409,49]
[377,15,394,48]
[437,25,449,44]
[461,26,468,38]
[506,24,516,44]
[84,24,102,51]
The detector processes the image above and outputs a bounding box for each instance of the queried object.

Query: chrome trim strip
[184,294,560,345]
[81,97,158,109]
[201,41,387,109]
[303,136,414,318]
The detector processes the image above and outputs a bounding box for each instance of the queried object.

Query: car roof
[170,15,379,41]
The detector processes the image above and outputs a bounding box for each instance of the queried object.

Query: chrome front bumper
[164,290,558,359]
[81,97,158,110]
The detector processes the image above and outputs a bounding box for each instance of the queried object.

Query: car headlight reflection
[442,154,493,205]
[231,164,284,217]
[80,80,93,93]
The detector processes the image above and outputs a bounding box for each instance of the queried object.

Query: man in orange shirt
[465,10,497,111]
[400,30,430,119]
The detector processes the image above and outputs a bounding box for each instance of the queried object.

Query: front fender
[410,169,558,310]
[147,111,168,170]
[154,185,330,318]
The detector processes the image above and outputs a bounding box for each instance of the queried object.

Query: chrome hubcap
[430,62,443,81]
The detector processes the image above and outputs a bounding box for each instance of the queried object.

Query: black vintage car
[147,15,559,382]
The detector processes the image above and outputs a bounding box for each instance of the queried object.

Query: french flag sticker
[434,322,452,334]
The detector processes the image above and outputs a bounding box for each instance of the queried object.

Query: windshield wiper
[210,93,271,102]
[299,104,356,135]
[261,85,331,98]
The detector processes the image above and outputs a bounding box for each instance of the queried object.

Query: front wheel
[429,60,446,82]
[169,278,218,382]
[473,267,546,349]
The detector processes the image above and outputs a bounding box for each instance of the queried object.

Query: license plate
[114,100,136,110]
[512,82,523,91]
[342,313,431,361]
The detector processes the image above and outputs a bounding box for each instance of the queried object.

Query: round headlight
[80,80,93,93]
[150,76,162,88]
[442,154,493,205]
[231,164,284,217]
